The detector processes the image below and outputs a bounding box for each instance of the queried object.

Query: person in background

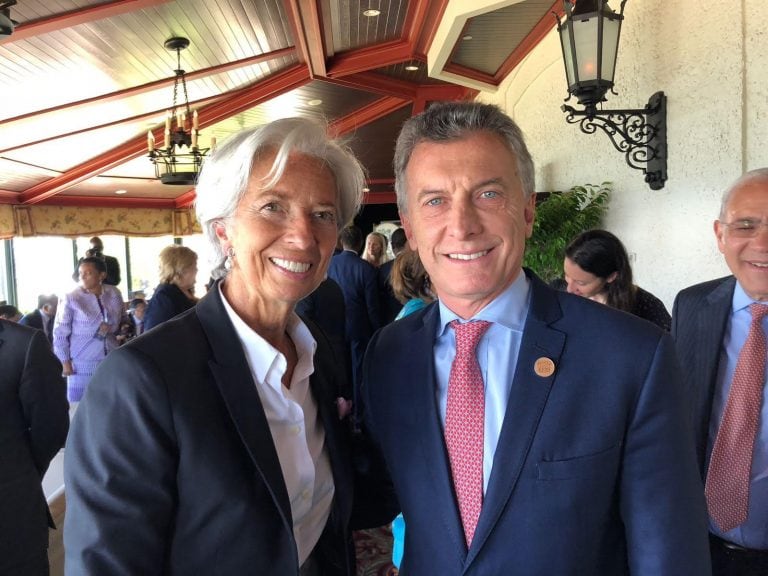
[20,294,59,345]
[563,229,671,330]
[391,247,434,321]
[328,225,381,417]
[143,245,198,331]
[53,256,124,404]
[672,168,768,575]
[117,298,148,344]
[362,231,388,268]
[378,227,408,325]
[0,304,22,322]
[0,319,68,576]
[64,117,397,575]
[362,101,710,574]
[87,236,121,286]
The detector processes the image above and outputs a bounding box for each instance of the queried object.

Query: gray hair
[393,101,535,212]
[719,167,768,220]
[195,117,366,278]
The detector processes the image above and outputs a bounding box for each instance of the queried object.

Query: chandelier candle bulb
[192,110,199,130]
[147,131,155,152]
[164,129,170,149]
[165,114,171,133]
[191,130,198,149]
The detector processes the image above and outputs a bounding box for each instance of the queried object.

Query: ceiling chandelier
[147,37,210,186]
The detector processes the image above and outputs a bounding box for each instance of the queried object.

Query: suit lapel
[468,275,565,566]
[693,277,734,469]
[195,287,294,534]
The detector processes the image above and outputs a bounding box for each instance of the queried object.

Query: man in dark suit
[362,101,711,575]
[0,319,69,575]
[328,225,381,409]
[19,294,58,345]
[88,236,121,286]
[672,168,768,575]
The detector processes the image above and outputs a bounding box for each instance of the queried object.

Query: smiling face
[215,151,339,323]
[715,178,768,301]
[366,234,384,258]
[400,131,535,318]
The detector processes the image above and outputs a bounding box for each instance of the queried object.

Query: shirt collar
[437,271,531,337]
[732,281,768,312]
[218,283,317,394]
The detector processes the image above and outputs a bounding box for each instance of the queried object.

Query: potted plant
[524,182,611,283]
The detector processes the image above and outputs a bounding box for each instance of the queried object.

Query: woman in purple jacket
[53,256,124,403]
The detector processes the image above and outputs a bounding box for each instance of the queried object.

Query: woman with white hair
[63,117,397,575]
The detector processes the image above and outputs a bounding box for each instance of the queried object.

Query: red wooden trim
[321,72,419,99]
[496,1,564,81]
[174,190,197,208]
[35,195,179,208]
[415,0,451,55]
[362,191,397,205]
[326,40,414,78]
[285,0,327,77]
[0,190,19,204]
[18,65,311,205]
[442,62,497,86]
[329,96,410,136]
[0,48,295,126]
[1,0,173,45]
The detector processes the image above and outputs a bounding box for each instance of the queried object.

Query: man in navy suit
[19,294,58,345]
[328,225,381,413]
[672,169,768,575]
[362,101,711,575]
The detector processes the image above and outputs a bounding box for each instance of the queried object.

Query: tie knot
[750,303,768,322]
[451,320,491,353]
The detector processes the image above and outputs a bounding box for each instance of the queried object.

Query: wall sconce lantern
[555,0,667,190]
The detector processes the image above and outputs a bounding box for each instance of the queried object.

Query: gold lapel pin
[534,357,556,378]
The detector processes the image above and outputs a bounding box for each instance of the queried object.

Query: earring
[224,247,235,271]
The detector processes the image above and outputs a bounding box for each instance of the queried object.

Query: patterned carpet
[354,526,399,576]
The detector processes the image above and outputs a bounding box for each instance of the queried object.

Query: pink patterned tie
[445,320,491,546]
[706,303,768,532]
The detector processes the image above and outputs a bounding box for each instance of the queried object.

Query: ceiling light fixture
[307,99,323,106]
[115,189,128,195]
[555,0,667,190]
[404,65,419,71]
[363,9,380,17]
[147,37,210,186]
[0,0,18,38]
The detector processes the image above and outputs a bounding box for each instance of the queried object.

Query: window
[13,237,77,314]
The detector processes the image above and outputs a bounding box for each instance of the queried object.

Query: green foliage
[524,182,611,282]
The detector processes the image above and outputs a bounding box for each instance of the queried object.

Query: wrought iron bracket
[561,91,667,190]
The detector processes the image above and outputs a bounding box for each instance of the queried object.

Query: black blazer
[143,282,196,332]
[0,320,68,573]
[64,287,362,575]
[671,275,735,476]
[19,308,54,345]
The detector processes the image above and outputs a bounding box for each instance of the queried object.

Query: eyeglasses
[720,219,768,238]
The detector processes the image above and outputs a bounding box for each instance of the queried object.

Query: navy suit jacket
[143,282,196,332]
[671,275,735,478]
[0,320,68,573]
[363,271,711,575]
[64,287,360,575]
[328,250,381,342]
[19,308,53,345]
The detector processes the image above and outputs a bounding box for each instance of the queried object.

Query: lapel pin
[534,357,556,378]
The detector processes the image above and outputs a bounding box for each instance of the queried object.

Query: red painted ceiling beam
[285,0,327,77]
[1,0,173,45]
[326,40,415,78]
[415,0,451,56]
[322,72,419,100]
[19,65,312,205]
[329,96,410,136]
[0,48,295,126]
[174,190,197,209]
[363,191,397,205]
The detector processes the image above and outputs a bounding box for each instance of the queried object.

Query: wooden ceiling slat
[1,0,174,45]
[329,96,410,135]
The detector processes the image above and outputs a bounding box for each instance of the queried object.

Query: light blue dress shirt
[434,272,531,494]
[708,282,768,548]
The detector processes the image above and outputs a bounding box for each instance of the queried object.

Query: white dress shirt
[220,286,335,565]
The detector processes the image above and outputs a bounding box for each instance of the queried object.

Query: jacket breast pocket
[536,444,621,481]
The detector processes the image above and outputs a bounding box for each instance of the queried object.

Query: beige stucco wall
[478,0,767,309]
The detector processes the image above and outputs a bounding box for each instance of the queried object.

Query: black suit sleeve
[19,329,68,476]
